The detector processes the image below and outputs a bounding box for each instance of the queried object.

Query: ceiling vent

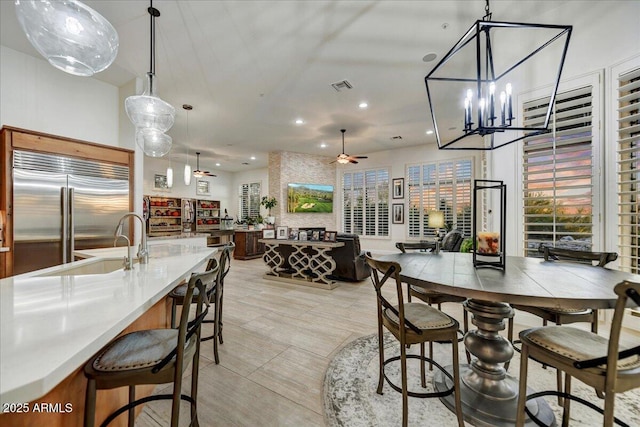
[331,80,353,92]
[391,135,403,140]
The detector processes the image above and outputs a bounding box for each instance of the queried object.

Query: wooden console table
[258,239,344,289]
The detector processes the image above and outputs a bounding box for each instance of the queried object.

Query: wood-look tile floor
[136,258,639,427]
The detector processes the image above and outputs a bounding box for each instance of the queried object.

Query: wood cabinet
[195,199,220,233]
[234,230,265,260]
[147,196,182,236]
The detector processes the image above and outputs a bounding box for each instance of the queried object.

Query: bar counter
[0,241,216,426]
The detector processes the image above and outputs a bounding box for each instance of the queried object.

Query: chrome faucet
[114,234,134,270]
[114,212,149,265]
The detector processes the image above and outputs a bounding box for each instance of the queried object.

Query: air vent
[331,80,353,92]
[391,135,403,140]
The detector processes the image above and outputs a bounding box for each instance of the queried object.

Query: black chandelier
[424,0,572,150]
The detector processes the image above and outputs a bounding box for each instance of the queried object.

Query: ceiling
[0,0,569,172]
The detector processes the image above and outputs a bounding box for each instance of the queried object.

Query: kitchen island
[0,242,217,427]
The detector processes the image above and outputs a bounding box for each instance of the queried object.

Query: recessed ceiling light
[426,130,434,135]
[358,102,368,109]
[215,162,221,166]
[295,118,304,125]
[320,142,327,148]
[250,156,256,160]
[422,53,438,63]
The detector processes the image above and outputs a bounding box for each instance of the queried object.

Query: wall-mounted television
[287,183,334,213]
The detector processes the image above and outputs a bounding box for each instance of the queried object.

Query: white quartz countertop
[0,242,217,405]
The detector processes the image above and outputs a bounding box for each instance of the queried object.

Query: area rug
[323,333,640,427]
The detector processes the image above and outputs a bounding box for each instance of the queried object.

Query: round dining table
[379,251,639,427]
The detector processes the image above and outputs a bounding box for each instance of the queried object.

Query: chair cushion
[93,329,188,371]
[384,302,456,330]
[543,307,593,315]
[520,326,640,371]
[169,282,200,298]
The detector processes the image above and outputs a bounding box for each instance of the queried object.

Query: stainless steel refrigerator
[12,150,130,275]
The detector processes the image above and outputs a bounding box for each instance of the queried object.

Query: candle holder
[473,180,506,270]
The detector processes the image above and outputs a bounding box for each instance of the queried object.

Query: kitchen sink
[37,258,137,277]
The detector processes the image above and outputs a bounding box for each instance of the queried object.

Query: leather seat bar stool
[365,253,464,427]
[506,245,618,403]
[396,239,470,365]
[169,242,234,364]
[516,280,640,427]
[83,264,218,427]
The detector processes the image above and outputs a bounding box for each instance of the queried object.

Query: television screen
[287,183,334,213]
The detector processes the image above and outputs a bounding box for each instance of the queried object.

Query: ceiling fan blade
[349,159,359,164]
[354,155,368,159]
[329,159,337,164]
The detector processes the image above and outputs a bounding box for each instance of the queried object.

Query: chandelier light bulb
[14,0,119,76]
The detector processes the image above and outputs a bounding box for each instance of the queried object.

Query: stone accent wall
[268,151,337,230]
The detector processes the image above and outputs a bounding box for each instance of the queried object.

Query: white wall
[489,1,640,255]
[0,46,120,146]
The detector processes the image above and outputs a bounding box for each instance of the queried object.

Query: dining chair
[506,245,618,400]
[84,266,217,427]
[395,240,470,365]
[365,253,464,427]
[516,280,640,427]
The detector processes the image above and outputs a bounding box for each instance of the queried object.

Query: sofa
[329,233,371,282]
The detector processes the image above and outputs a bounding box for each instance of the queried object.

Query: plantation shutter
[617,66,640,274]
[407,159,472,239]
[239,182,261,219]
[342,168,389,237]
[522,86,594,257]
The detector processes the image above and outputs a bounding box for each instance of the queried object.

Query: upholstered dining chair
[365,253,464,427]
[506,245,618,399]
[84,266,217,427]
[516,280,640,427]
[395,239,470,365]
[169,242,234,364]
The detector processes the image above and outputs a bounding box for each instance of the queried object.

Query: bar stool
[83,266,217,427]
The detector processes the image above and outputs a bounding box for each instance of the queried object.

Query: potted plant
[261,196,278,225]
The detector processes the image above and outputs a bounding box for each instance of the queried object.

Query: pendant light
[183,104,193,186]
[125,0,175,158]
[166,159,173,188]
[424,0,571,150]
[15,0,119,77]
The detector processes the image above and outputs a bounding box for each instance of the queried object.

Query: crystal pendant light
[125,0,175,157]
[15,0,119,77]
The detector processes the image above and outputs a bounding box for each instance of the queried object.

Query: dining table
[379,251,640,427]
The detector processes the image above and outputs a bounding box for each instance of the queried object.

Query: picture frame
[392,178,404,199]
[289,228,299,240]
[276,226,288,240]
[323,231,337,242]
[392,203,404,224]
[196,179,210,196]
[154,174,169,190]
[262,229,275,239]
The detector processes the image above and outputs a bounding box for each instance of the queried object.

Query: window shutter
[522,86,594,256]
[617,66,640,273]
[342,168,389,237]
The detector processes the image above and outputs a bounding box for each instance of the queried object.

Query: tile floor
[136,257,639,427]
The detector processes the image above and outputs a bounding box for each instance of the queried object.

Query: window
[406,159,472,239]
[522,86,594,256]
[342,168,389,237]
[616,64,640,274]
[239,182,260,220]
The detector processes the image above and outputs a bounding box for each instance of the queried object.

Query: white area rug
[323,333,640,427]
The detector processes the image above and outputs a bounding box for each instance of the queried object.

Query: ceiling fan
[332,129,368,164]
[193,152,216,177]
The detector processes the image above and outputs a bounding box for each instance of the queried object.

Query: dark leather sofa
[330,233,371,281]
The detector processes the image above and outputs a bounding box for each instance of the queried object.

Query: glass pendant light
[183,104,193,185]
[135,128,172,158]
[125,0,175,157]
[15,0,118,77]
[166,164,173,188]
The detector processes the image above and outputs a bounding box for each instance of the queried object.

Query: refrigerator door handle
[62,187,68,264]
[69,187,75,261]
